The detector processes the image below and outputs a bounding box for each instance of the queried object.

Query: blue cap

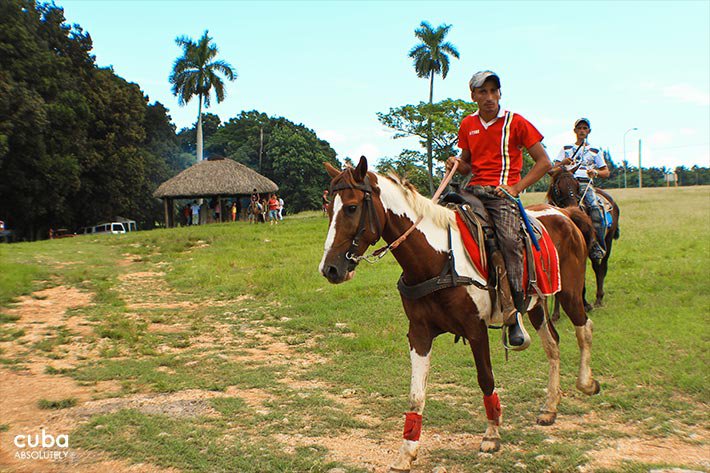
[574,118,591,128]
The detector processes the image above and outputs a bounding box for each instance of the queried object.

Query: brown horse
[248,200,263,224]
[547,167,620,311]
[320,157,600,472]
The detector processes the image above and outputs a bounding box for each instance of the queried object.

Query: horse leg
[592,245,610,308]
[390,324,433,473]
[528,304,562,425]
[582,284,593,312]
[559,291,600,396]
[551,295,561,322]
[467,321,501,453]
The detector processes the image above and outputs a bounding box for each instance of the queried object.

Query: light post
[623,127,638,188]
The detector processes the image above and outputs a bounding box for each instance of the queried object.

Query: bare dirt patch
[0,286,95,370]
[273,428,483,473]
[588,436,710,470]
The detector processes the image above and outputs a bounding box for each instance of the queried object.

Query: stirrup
[590,242,606,263]
[502,312,531,352]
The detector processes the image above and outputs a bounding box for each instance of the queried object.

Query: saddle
[440,192,560,301]
[580,190,614,229]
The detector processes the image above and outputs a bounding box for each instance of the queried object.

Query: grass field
[0,186,708,473]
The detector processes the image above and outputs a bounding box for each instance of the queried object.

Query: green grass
[0,186,708,472]
[38,397,78,409]
[73,409,352,473]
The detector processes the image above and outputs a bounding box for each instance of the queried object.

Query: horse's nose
[324,265,341,283]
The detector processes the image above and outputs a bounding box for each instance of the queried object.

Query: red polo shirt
[458,110,543,187]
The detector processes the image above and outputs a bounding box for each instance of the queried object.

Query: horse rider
[552,118,609,262]
[446,70,552,351]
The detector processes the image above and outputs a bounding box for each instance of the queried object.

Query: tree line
[0,1,337,240]
[0,1,188,240]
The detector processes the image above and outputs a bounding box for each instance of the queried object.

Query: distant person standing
[231,202,237,222]
[268,194,280,225]
[322,190,329,215]
[190,201,200,226]
[183,204,191,226]
[214,199,221,222]
[240,196,250,220]
[277,195,284,220]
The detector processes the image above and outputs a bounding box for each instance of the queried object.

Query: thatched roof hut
[154,156,278,199]
[153,156,278,227]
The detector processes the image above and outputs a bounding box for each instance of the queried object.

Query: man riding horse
[446,70,552,352]
[551,118,609,263]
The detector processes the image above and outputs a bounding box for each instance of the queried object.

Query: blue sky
[58,0,710,170]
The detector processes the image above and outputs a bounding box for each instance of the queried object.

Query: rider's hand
[445,156,459,173]
[495,184,520,198]
[561,158,572,166]
[586,169,598,178]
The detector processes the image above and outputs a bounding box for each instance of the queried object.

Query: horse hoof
[536,411,557,426]
[592,379,601,395]
[480,437,500,453]
[578,379,601,396]
[594,300,603,308]
[584,302,593,312]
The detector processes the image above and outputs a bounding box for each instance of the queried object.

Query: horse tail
[561,206,597,251]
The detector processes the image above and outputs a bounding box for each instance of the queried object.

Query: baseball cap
[469,70,501,90]
[574,118,591,128]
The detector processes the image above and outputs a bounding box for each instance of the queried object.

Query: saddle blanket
[455,213,561,297]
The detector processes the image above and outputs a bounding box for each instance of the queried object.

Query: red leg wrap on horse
[403,412,423,441]
[483,392,501,425]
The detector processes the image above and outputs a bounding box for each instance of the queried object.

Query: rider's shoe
[503,312,531,351]
[589,242,606,263]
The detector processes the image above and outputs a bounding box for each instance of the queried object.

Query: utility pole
[638,139,643,188]
[259,126,264,173]
[623,127,638,188]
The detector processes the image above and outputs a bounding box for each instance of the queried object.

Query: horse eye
[345,205,358,215]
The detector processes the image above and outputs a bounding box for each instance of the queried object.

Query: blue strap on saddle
[499,188,540,251]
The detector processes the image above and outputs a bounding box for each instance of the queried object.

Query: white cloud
[318,129,346,145]
[347,143,381,161]
[648,131,674,146]
[679,127,697,136]
[661,83,710,106]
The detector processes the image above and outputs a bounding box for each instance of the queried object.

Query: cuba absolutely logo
[12,428,69,461]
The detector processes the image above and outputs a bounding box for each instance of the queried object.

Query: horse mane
[379,173,456,229]
[559,206,596,251]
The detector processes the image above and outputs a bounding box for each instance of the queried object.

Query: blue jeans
[580,183,606,250]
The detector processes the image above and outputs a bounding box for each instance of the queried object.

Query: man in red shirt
[446,70,552,351]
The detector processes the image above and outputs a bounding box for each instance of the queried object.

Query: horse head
[319,156,386,284]
[547,167,581,208]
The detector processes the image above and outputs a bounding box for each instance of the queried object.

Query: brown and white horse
[547,167,620,310]
[248,200,264,224]
[319,157,600,472]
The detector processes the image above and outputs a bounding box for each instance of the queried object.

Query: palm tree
[170,30,236,162]
[409,21,459,194]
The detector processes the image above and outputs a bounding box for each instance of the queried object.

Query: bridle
[329,172,383,267]
[551,172,581,207]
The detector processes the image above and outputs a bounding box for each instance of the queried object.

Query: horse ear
[353,156,368,182]
[324,162,340,178]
